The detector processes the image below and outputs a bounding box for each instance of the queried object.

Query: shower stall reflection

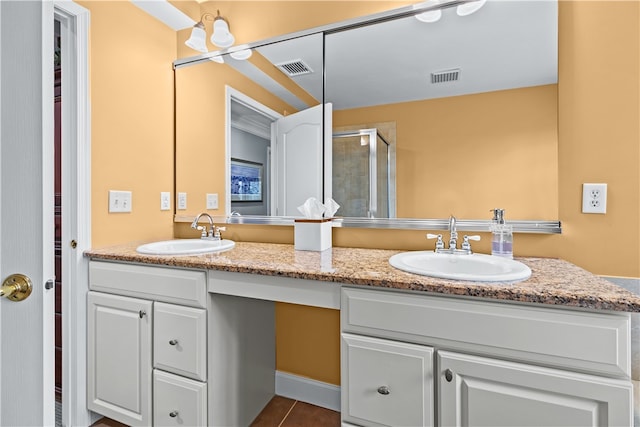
[333,128,395,218]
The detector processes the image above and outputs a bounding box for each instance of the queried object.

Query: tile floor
[91,396,340,427]
[91,417,128,427]
[251,396,340,427]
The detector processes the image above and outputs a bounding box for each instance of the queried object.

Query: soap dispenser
[490,208,513,259]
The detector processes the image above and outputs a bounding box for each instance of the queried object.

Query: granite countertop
[85,241,640,313]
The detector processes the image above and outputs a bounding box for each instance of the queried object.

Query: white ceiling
[255,0,557,111]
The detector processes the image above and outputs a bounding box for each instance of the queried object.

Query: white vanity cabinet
[341,287,633,427]
[88,261,208,427]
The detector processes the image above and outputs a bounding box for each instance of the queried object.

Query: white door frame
[54,1,93,426]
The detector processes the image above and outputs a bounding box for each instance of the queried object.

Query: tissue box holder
[294,218,332,251]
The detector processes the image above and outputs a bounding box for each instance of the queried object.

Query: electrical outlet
[108,190,132,213]
[206,193,219,210]
[582,183,607,214]
[177,192,187,210]
[160,192,171,211]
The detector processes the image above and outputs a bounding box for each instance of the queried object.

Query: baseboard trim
[275,371,341,412]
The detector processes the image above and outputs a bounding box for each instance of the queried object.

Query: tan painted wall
[557,1,639,278]
[79,1,176,246]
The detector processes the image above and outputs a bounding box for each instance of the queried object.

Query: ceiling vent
[431,68,460,84]
[275,59,314,77]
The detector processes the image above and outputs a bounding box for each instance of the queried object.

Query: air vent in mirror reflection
[276,59,314,76]
[431,68,461,84]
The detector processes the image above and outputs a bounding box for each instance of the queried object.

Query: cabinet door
[342,333,434,427]
[88,291,153,426]
[153,370,207,427]
[438,351,632,427]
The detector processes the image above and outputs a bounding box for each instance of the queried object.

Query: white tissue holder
[294,218,332,251]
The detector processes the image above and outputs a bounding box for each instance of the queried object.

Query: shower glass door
[333,129,391,218]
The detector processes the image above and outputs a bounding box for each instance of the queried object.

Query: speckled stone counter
[85,241,640,313]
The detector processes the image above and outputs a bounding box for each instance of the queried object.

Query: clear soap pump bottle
[490,208,513,259]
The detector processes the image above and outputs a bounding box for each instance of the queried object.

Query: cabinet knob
[139,310,146,319]
[444,369,454,382]
[377,385,390,395]
[169,339,179,346]
[169,411,179,418]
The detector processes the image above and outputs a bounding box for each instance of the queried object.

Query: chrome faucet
[448,215,458,251]
[191,212,214,239]
[426,215,480,255]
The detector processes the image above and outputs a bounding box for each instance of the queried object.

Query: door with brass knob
[1,2,63,426]
[1,274,33,302]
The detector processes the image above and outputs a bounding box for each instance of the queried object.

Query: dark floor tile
[251,395,297,426]
[280,401,340,427]
[91,417,129,427]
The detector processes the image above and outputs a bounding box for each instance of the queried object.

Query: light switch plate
[160,192,171,211]
[109,190,132,213]
[206,193,219,210]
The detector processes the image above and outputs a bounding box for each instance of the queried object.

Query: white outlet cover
[582,183,607,214]
[177,192,187,210]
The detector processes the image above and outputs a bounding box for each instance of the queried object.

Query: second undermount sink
[389,251,531,283]
[136,239,235,255]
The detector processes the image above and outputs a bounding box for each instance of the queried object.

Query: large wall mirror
[175,0,560,230]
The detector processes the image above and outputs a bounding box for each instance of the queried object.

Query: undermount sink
[389,251,531,282]
[136,239,235,255]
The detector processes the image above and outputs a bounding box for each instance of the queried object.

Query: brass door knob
[1,274,33,302]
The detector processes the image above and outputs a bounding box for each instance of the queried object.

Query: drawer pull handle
[169,339,179,346]
[444,369,453,382]
[377,385,390,395]
[169,411,179,418]
[139,310,146,319]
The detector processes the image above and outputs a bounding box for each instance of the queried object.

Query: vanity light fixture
[229,48,252,61]
[185,10,235,53]
[414,0,486,23]
[415,9,442,23]
[456,0,487,16]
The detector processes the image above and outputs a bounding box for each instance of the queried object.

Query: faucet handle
[461,235,481,252]
[215,226,226,238]
[196,225,207,238]
[426,233,445,251]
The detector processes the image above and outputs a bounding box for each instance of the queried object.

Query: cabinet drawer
[154,302,207,381]
[89,261,207,308]
[153,370,207,427]
[342,288,630,377]
[342,333,434,427]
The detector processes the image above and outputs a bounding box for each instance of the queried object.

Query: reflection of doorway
[227,88,282,216]
[226,88,331,217]
[54,19,63,422]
